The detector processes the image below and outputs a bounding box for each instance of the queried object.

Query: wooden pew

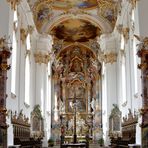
[11,111,42,148]
[110,109,138,148]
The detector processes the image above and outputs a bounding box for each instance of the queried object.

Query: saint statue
[90,98,96,113]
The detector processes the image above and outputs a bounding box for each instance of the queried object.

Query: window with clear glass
[11,10,18,95]
[120,34,126,103]
[121,34,125,50]
[121,54,126,103]
[25,34,31,105]
[47,62,51,112]
[131,9,138,94]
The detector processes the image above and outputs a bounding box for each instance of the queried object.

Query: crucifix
[73,88,77,143]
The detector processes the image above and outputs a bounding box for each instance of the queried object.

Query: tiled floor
[50,144,108,148]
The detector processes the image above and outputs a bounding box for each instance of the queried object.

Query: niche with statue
[31,105,44,139]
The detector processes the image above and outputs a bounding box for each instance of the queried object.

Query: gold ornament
[122,27,129,43]
[34,51,51,64]
[7,0,21,10]
[20,28,28,44]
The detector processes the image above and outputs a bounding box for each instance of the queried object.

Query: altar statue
[90,98,96,113]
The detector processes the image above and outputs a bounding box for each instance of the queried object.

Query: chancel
[0,0,148,148]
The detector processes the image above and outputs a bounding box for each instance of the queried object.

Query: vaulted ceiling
[27,0,119,69]
[27,0,120,119]
[28,0,119,38]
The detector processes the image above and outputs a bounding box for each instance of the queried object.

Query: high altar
[50,45,103,143]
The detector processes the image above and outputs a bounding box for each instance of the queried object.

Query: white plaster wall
[113,0,143,145]
[2,0,39,145]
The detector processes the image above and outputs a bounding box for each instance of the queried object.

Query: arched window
[25,34,31,105]
[131,9,138,93]
[121,52,126,103]
[11,10,18,96]
[120,34,126,103]
[133,37,138,93]
[47,62,51,112]
[120,34,125,50]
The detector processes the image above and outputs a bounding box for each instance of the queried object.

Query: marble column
[137,44,148,148]
[0,38,11,147]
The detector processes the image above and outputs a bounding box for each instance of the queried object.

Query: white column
[35,63,46,111]
[34,35,53,147]
[99,34,118,146]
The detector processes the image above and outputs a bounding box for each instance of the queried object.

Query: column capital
[34,50,51,64]
[98,51,117,64]
[20,28,28,44]
[7,0,21,10]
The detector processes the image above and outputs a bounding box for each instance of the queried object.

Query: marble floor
[48,144,109,148]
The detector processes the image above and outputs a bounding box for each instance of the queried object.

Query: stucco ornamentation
[122,27,130,43]
[128,0,139,9]
[98,51,117,64]
[34,51,51,64]
[7,0,21,10]
[20,28,28,44]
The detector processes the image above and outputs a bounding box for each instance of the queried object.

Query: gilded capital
[128,0,138,9]
[34,51,50,64]
[122,27,130,43]
[28,25,34,34]
[104,52,117,64]
[116,24,123,34]
[98,51,117,64]
[7,0,21,10]
[20,28,28,44]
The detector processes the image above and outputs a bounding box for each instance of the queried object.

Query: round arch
[56,42,97,58]
[41,13,113,34]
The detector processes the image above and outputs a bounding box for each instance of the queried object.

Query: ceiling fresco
[51,0,98,9]
[51,19,101,42]
[31,2,52,32]
[28,0,119,34]
[28,0,98,10]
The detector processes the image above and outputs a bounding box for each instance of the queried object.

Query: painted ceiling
[51,0,98,9]
[28,0,119,36]
[27,0,118,123]
[28,0,98,10]
[51,19,101,42]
